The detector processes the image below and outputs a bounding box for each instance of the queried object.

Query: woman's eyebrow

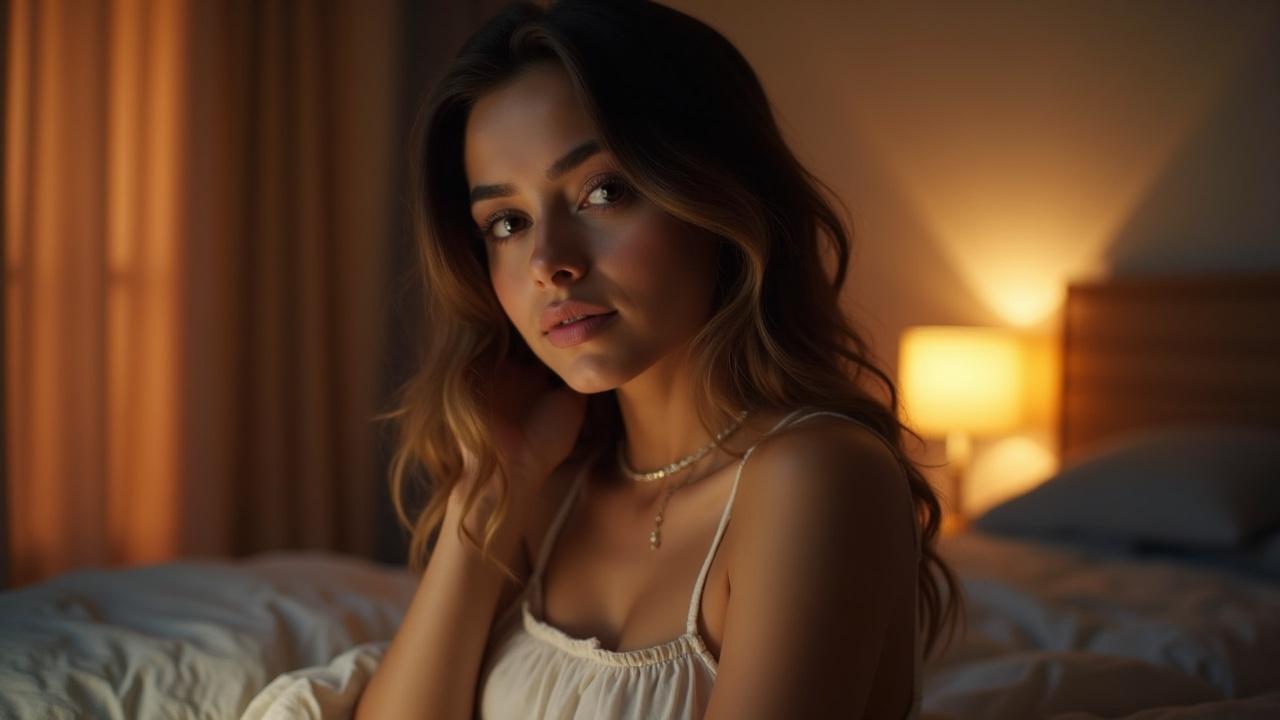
[469,139,602,205]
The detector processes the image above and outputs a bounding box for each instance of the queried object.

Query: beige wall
[666,0,1280,513]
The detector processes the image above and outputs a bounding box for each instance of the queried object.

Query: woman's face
[464,61,720,394]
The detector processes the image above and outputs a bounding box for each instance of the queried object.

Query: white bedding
[923,531,1280,719]
[0,552,413,719]
[2,533,1278,719]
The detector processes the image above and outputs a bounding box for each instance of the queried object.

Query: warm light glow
[984,273,1070,329]
[965,433,1059,516]
[899,326,1024,437]
[6,0,190,585]
[732,0,1278,329]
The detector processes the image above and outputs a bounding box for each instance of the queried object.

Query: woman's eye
[485,214,527,240]
[478,176,630,244]
[584,177,629,207]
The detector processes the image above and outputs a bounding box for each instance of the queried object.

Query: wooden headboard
[1059,272,1280,462]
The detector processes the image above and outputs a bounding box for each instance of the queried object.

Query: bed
[924,273,1280,719]
[2,272,1279,719]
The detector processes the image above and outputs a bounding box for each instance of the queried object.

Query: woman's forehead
[463,63,597,184]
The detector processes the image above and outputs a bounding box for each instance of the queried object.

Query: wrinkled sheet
[3,534,1279,719]
[923,531,1280,719]
[0,552,413,719]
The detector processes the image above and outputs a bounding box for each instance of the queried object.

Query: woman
[357,1,963,718]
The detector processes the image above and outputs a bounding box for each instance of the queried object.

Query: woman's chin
[561,375,617,395]
[552,362,628,395]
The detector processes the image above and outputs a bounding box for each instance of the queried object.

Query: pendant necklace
[615,410,750,550]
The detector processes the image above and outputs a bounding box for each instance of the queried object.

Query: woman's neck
[604,349,801,503]
[612,350,732,472]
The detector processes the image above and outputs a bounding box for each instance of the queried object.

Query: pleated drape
[4,0,400,588]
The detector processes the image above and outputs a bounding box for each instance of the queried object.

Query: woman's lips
[545,311,618,348]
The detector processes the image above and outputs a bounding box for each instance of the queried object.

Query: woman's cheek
[605,218,681,295]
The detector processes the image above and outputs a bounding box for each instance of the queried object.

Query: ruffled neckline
[519,596,716,670]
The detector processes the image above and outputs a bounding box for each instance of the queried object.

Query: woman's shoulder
[743,408,903,474]
[757,410,905,494]
[725,409,913,559]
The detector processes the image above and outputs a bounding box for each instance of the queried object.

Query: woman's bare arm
[354,354,584,719]
[706,420,917,719]
[353,480,534,720]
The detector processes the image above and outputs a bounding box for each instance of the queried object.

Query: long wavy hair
[382,0,965,659]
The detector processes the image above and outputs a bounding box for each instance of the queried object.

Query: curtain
[4,0,400,588]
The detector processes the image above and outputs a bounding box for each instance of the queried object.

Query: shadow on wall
[1106,17,1280,275]
[824,125,1005,389]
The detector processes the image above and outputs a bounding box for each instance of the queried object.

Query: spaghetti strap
[530,452,596,584]
[683,408,819,635]
[488,452,597,637]
[684,407,919,637]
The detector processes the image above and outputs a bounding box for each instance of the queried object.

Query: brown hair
[381,0,964,659]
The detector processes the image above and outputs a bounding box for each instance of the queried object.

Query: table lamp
[899,326,1024,534]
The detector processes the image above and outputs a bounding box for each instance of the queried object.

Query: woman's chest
[537,473,736,655]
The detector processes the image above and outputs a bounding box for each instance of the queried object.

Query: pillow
[1258,529,1280,573]
[1165,527,1280,580]
[974,423,1280,549]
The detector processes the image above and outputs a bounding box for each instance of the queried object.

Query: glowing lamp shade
[900,325,1025,531]
[899,326,1024,437]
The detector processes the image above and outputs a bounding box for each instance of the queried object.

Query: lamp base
[941,511,970,538]
[943,430,972,538]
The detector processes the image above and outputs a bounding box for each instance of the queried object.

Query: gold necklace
[615,410,750,550]
[616,410,748,483]
[645,465,712,550]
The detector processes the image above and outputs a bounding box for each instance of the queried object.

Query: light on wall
[899,326,1025,532]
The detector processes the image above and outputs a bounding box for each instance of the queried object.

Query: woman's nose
[528,206,587,288]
